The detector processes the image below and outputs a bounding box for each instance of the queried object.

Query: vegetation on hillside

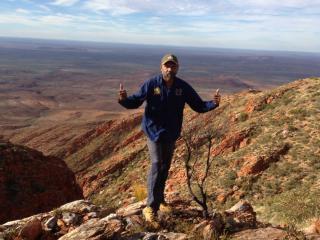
[15,77,318,231]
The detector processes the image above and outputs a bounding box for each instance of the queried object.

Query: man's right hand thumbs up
[119,83,127,101]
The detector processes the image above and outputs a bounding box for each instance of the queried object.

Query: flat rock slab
[231,227,287,240]
[58,219,122,240]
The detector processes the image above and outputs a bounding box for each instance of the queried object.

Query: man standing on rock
[118,53,221,227]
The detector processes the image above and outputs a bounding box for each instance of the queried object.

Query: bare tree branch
[182,133,214,218]
[201,135,213,186]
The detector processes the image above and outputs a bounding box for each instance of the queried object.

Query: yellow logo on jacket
[154,87,161,95]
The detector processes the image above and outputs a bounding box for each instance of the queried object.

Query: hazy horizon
[1,0,320,52]
[1,36,320,55]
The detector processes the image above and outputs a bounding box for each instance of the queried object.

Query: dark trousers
[146,138,176,211]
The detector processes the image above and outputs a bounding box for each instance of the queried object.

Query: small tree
[182,132,214,218]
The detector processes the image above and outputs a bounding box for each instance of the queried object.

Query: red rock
[114,131,144,151]
[239,138,250,148]
[210,128,254,157]
[82,215,90,221]
[238,155,264,177]
[231,227,288,240]
[316,219,320,233]
[217,193,228,203]
[202,214,224,239]
[18,218,43,240]
[245,97,267,113]
[304,218,320,234]
[233,191,245,200]
[57,218,69,235]
[192,220,209,232]
[238,144,290,177]
[0,141,83,224]
[225,200,257,229]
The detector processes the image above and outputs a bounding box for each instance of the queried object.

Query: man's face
[161,61,179,81]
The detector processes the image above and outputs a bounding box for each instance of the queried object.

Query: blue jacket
[119,74,217,142]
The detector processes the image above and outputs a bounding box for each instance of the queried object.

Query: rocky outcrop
[210,127,254,157]
[0,140,83,224]
[245,96,268,113]
[238,143,290,176]
[0,200,189,240]
[1,199,318,240]
[58,218,123,240]
[224,200,257,231]
[245,87,296,114]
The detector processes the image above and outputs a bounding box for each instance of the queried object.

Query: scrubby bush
[219,170,237,189]
[260,187,320,226]
[238,112,248,122]
[132,184,147,201]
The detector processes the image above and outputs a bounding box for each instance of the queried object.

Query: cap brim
[162,60,178,65]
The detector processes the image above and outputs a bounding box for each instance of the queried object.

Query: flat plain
[1,37,320,138]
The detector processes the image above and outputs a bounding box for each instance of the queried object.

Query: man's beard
[163,72,176,80]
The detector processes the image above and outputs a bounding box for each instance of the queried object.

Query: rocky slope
[7,77,320,232]
[2,199,319,240]
[0,140,83,224]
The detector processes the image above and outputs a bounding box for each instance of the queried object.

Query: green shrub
[287,125,298,132]
[219,170,237,189]
[263,104,276,111]
[263,179,281,196]
[289,108,310,120]
[261,187,320,226]
[238,112,248,122]
[284,178,300,191]
[237,176,255,192]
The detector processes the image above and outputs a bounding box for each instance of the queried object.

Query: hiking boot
[159,202,172,214]
[142,207,160,229]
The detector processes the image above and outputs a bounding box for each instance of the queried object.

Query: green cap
[161,53,179,65]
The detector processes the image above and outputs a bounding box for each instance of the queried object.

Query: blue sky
[1,0,320,52]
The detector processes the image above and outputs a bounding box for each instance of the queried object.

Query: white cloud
[38,5,51,12]
[232,0,320,13]
[0,13,36,25]
[235,0,320,7]
[0,12,88,27]
[39,14,75,25]
[16,8,30,14]
[82,0,320,16]
[51,0,79,6]
[83,0,214,16]
[84,1,137,15]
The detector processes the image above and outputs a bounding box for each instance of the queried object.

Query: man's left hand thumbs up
[214,88,221,106]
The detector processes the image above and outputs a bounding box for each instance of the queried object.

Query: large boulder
[0,140,83,224]
[224,200,257,231]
